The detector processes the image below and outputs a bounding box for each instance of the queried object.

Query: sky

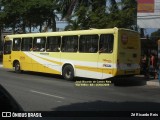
[145,28,158,36]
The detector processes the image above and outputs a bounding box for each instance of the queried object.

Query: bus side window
[46,36,61,52]
[61,36,78,52]
[33,37,46,52]
[99,34,114,53]
[13,38,21,51]
[79,35,98,53]
[21,38,32,51]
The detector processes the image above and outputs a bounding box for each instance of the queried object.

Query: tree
[64,19,80,30]
[62,0,107,30]
[120,0,137,29]
[0,0,59,33]
[63,0,137,30]
[1,0,25,33]
[58,0,77,20]
[0,0,138,32]
[23,0,58,32]
[30,0,59,32]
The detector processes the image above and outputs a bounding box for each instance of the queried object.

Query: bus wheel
[62,65,74,80]
[14,62,21,73]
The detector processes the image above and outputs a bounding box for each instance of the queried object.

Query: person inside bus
[89,45,97,53]
[40,47,45,52]
[46,46,53,52]
[73,45,78,52]
[33,45,39,51]
[99,45,107,53]
[53,45,60,52]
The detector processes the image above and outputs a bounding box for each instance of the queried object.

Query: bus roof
[5,27,138,39]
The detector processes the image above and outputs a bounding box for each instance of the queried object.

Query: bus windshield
[4,41,12,54]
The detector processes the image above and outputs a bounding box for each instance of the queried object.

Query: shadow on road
[53,100,160,111]
[8,70,64,80]
[36,100,160,120]
[111,76,146,87]
[8,70,147,86]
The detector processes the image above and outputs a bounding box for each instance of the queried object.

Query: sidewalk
[147,79,160,86]
[135,75,160,87]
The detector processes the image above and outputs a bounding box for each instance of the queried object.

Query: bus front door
[98,52,114,79]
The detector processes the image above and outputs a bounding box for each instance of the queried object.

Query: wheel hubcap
[15,64,20,71]
[66,70,71,78]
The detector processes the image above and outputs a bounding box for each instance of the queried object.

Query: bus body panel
[97,52,115,79]
[21,52,33,71]
[24,52,61,74]
[3,28,140,80]
[3,54,12,69]
[116,29,141,76]
[61,52,102,79]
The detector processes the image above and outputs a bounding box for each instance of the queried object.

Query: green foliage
[0,0,137,32]
[64,19,80,30]
[65,0,137,30]
[25,0,56,32]
[0,0,58,33]
[58,0,73,19]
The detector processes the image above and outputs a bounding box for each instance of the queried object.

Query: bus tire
[14,62,22,73]
[62,65,74,80]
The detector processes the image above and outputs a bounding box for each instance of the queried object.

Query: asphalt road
[0,67,160,119]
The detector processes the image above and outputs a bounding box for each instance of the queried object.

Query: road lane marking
[30,90,65,99]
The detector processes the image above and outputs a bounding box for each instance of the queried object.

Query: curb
[135,75,160,87]
[146,80,160,87]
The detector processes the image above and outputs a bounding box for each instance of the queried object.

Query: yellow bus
[3,27,141,80]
